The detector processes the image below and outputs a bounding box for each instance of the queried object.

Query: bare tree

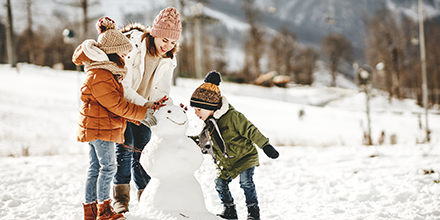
[16,24,72,68]
[81,0,89,38]
[60,0,99,40]
[26,0,35,63]
[177,1,217,79]
[364,4,440,108]
[0,21,6,63]
[269,26,296,78]
[5,0,17,67]
[364,5,406,100]
[242,0,266,82]
[399,16,421,101]
[209,35,227,74]
[293,47,319,85]
[177,0,193,78]
[425,18,440,107]
[320,32,352,87]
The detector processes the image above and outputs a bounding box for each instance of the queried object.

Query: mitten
[263,144,279,159]
[141,109,157,127]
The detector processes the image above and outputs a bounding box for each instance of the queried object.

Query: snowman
[139,104,220,220]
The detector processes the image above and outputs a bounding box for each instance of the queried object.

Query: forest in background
[2,0,440,108]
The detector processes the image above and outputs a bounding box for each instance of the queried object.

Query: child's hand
[263,144,279,159]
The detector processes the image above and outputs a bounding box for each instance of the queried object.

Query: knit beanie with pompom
[150,7,182,40]
[190,71,222,111]
[96,17,133,54]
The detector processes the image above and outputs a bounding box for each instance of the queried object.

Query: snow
[1,63,440,220]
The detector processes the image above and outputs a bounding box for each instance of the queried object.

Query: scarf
[83,60,127,83]
[81,39,128,83]
[199,117,229,159]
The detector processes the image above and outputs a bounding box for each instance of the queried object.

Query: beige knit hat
[96,17,133,54]
[150,7,182,40]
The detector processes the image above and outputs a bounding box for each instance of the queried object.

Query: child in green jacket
[190,71,279,220]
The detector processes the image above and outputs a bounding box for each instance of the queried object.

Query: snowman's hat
[190,71,222,111]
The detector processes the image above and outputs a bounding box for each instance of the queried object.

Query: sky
[1,63,440,219]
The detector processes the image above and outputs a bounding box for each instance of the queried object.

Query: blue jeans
[114,122,151,190]
[85,139,117,203]
[215,166,258,207]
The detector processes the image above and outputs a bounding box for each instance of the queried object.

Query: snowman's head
[152,104,189,136]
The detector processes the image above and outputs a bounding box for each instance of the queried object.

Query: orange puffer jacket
[72,44,147,144]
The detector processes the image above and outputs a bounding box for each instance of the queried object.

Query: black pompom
[204,71,221,86]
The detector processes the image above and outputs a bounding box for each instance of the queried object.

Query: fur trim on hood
[120,22,149,34]
[119,22,150,39]
[213,96,230,119]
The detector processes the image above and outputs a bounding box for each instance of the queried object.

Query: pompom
[204,71,221,86]
[96,17,116,34]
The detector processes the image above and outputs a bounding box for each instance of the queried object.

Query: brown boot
[83,201,97,220]
[113,184,130,214]
[97,199,125,220]
[137,189,144,202]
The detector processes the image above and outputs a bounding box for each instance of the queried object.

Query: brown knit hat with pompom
[96,17,133,54]
[150,7,182,40]
[190,71,222,111]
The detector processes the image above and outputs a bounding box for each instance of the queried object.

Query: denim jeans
[215,166,258,207]
[85,139,117,203]
[114,122,151,190]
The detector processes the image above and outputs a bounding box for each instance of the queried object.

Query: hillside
[2,0,440,76]
[202,0,440,72]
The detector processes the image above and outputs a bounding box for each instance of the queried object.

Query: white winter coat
[122,29,177,106]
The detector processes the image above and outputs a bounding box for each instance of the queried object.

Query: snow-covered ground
[1,63,440,220]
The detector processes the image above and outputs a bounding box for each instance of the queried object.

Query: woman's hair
[144,33,179,59]
[107,53,125,68]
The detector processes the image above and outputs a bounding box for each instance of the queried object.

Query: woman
[72,17,159,220]
[112,7,183,214]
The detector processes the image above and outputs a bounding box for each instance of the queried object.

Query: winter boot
[113,184,130,214]
[97,199,125,220]
[137,189,144,202]
[83,201,97,220]
[246,204,260,220]
[217,203,238,219]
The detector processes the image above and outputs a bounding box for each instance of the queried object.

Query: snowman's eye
[168,110,172,113]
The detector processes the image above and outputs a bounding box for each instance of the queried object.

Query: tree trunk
[5,0,17,67]
[81,0,88,38]
[27,0,35,64]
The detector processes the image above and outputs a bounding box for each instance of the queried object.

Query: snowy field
[1,64,440,220]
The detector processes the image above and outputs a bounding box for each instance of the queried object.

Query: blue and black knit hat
[190,71,222,111]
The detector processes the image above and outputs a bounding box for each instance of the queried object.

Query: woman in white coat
[112,7,182,214]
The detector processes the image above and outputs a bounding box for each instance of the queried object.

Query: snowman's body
[139,105,219,219]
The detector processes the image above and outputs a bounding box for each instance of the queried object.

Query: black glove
[263,144,279,159]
